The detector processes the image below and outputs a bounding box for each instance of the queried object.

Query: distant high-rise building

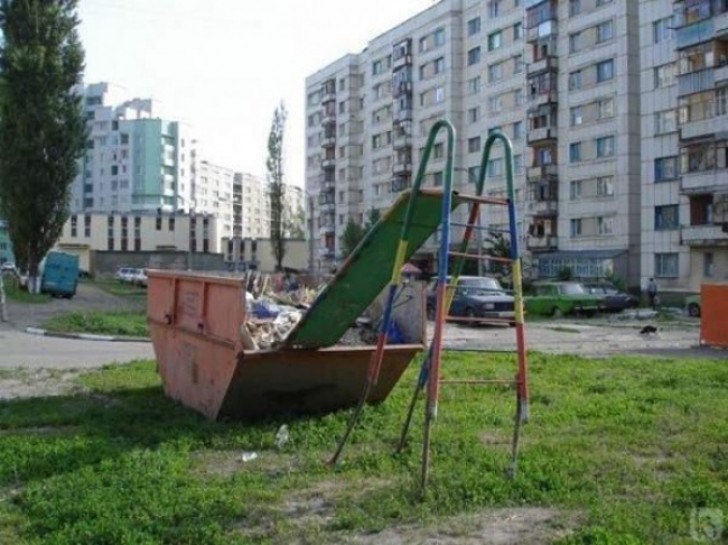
[305,0,728,289]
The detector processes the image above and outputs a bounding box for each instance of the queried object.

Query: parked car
[78,268,92,279]
[114,267,135,282]
[583,281,639,312]
[685,294,701,317]
[426,275,515,325]
[129,268,148,288]
[1,262,17,275]
[525,281,605,317]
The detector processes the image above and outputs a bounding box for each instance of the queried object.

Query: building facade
[305,0,728,289]
[0,219,13,265]
[72,83,196,216]
[56,211,222,272]
[195,160,235,239]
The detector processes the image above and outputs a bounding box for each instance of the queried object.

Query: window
[654,63,676,88]
[513,54,524,73]
[598,216,614,235]
[434,27,445,47]
[570,180,582,200]
[596,20,614,43]
[569,0,581,16]
[570,218,582,237]
[512,121,523,140]
[513,22,523,41]
[704,252,714,278]
[596,136,615,158]
[655,253,678,278]
[570,106,583,126]
[468,17,481,36]
[597,97,615,119]
[468,76,481,94]
[655,205,679,230]
[488,62,503,83]
[569,32,582,53]
[489,95,503,113]
[514,154,523,172]
[655,156,678,181]
[653,16,673,44]
[597,176,614,196]
[655,110,677,134]
[569,70,582,90]
[433,143,444,159]
[468,166,479,184]
[467,107,479,124]
[468,137,481,153]
[487,158,503,176]
[570,142,582,163]
[488,0,501,18]
[468,47,481,66]
[487,31,502,51]
[435,86,445,103]
[432,171,444,186]
[514,88,525,106]
[434,57,445,74]
[596,59,614,83]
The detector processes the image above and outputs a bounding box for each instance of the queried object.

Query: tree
[340,218,365,259]
[266,102,287,272]
[485,230,511,279]
[0,0,85,290]
[364,207,380,230]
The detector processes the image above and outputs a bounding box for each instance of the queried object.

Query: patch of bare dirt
[335,508,577,545]
[0,368,85,400]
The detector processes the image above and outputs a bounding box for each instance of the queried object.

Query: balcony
[527,235,558,251]
[529,90,558,108]
[395,107,413,122]
[393,160,413,175]
[527,19,557,43]
[321,157,336,169]
[320,84,336,105]
[318,246,335,258]
[318,173,335,189]
[321,135,336,149]
[527,164,558,181]
[676,18,714,50]
[393,53,412,70]
[678,68,715,96]
[680,169,727,194]
[391,177,411,193]
[321,110,336,125]
[528,55,558,75]
[528,199,558,217]
[681,114,727,140]
[318,224,335,237]
[393,132,412,149]
[714,62,728,83]
[681,224,728,246]
[393,80,413,97]
[527,127,557,145]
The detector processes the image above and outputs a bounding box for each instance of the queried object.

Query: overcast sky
[77,0,434,188]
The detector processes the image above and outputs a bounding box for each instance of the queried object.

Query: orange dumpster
[700,283,728,349]
[146,271,425,420]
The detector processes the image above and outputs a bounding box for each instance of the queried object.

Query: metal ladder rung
[457,193,509,206]
[446,316,515,325]
[440,379,516,385]
[448,251,513,264]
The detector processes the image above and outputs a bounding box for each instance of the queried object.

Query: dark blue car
[427,276,515,325]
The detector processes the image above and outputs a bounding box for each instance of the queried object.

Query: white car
[1,262,17,275]
[114,267,135,282]
[129,269,148,288]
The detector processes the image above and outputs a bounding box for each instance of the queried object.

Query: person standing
[647,278,658,309]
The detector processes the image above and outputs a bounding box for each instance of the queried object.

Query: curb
[25,327,151,343]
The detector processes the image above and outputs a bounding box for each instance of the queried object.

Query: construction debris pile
[238,272,319,351]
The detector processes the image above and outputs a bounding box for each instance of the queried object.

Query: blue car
[427,276,516,325]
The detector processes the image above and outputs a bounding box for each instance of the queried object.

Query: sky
[77,0,435,189]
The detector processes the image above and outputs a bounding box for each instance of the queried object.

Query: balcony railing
[528,55,558,75]
[527,19,557,43]
[393,160,413,175]
[680,168,727,193]
[527,164,558,181]
[676,18,714,50]
[527,127,557,144]
[321,135,336,149]
[681,112,727,140]
[395,107,413,122]
[527,235,558,251]
[529,90,558,107]
[681,224,728,246]
[528,199,558,216]
[321,157,336,169]
[393,132,412,149]
[678,68,715,96]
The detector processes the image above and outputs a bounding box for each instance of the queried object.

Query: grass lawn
[85,278,147,298]
[1,280,50,304]
[43,310,148,337]
[0,353,726,544]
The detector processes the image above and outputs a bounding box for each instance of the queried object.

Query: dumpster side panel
[219,346,420,419]
[701,283,728,348]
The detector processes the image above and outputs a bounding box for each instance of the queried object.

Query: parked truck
[41,251,79,298]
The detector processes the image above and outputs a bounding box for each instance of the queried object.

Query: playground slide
[285,188,465,349]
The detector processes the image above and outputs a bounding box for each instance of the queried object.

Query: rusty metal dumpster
[700,283,728,349]
[147,270,425,420]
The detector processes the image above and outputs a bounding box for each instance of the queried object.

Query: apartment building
[56,210,223,271]
[236,172,271,238]
[72,83,196,216]
[195,160,235,239]
[669,0,728,290]
[0,219,13,265]
[305,0,650,285]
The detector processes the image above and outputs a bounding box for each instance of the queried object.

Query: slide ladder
[329,121,530,492]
